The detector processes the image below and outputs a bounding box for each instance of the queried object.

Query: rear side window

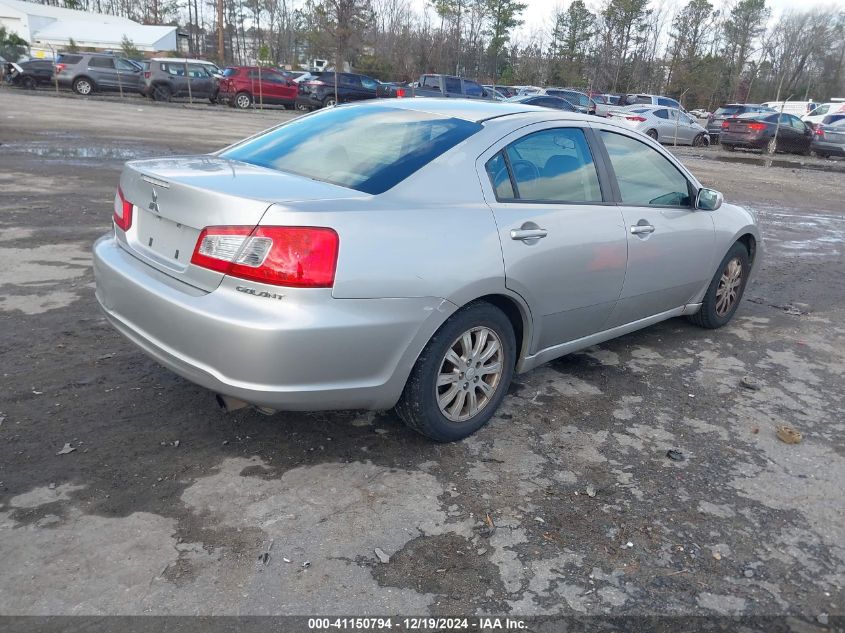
[89,57,115,69]
[57,54,83,64]
[488,128,602,203]
[600,131,690,207]
[221,105,482,195]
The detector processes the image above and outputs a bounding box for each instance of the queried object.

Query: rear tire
[20,76,36,89]
[72,77,94,95]
[687,242,750,329]
[152,84,171,102]
[395,302,516,442]
[234,91,252,109]
[322,95,338,108]
[766,137,778,154]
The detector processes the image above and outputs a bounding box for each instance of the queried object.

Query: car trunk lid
[116,156,365,292]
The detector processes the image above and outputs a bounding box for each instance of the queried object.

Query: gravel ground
[0,90,843,625]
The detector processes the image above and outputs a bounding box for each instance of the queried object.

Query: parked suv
[142,58,220,102]
[707,104,774,142]
[4,59,55,89]
[218,66,298,109]
[55,52,142,95]
[296,72,381,110]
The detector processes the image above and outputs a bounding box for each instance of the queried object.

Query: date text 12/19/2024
[307,618,528,631]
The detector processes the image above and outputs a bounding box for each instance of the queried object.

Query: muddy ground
[0,90,843,624]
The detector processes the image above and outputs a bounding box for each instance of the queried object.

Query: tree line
[14,0,845,107]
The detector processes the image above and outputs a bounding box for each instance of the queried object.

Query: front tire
[693,133,707,147]
[687,242,750,329]
[395,302,516,442]
[322,95,338,108]
[646,129,658,140]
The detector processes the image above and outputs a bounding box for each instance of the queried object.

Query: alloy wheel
[436,326,503,423]
[236,93,251,109]
[715,256,743,317]
[75,80,91,95]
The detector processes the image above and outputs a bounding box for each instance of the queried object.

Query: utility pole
[217,0,225,64]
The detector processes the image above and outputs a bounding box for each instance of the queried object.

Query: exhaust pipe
[216,394,249,412]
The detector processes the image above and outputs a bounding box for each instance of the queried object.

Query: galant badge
[148,188,160,214]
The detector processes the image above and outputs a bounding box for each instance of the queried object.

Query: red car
[218,66,298,109]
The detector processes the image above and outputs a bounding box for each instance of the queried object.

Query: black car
[506,95,577,111]
[720,112,813,155]
[4,59,55,89]
[295,72,381,110]
[811,119,845,158]
[544,88,595,114]
[707,103,774,141]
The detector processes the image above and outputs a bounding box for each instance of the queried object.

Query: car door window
[463,80,483,97]
[187,64,208,78]
[789,115,806,132]
[489,128,602,203]
[600,131,691,207]
[116,59,137,72]
[444,76,461,93]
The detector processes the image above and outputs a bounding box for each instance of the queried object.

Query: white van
[761,100,816,116]
[802,101,845,125]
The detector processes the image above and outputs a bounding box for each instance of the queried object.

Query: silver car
[93,99,761,442]
[608,105,709,146]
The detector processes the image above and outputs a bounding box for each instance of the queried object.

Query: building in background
[0,0,177,59]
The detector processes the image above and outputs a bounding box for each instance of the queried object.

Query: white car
[689,108,710,119]
[607,105,709,146]
[802,102,845,126]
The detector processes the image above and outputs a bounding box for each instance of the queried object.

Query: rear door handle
[511,228,548,241]
[630,224,655,235]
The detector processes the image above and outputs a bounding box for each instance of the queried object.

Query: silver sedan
[608,104,710,146]
[93,99,761,441]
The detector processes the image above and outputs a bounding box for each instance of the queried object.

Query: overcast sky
[515,0,844,40]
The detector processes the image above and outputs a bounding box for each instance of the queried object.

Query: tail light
[747,123,766,131]
[814,127,825,138]
[191,226,339,288]
[396,88,405,98]
[113,187,133,231]
[144,71,151,79]
[721,120,730,129]
[55,63,66,74]
[626,116,646,122]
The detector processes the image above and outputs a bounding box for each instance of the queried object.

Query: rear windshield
[714,106,742,116]
[57,54,82,64]
[221,104,482,195]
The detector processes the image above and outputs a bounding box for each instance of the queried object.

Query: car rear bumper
[93,234,453,411]
[719,132,767,148]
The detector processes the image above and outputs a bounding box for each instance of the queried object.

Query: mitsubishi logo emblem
[148,188,160,214]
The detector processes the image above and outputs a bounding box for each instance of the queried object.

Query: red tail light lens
[626,116,646,122]
[815,127,825,138]
[721,120,730,129]
[191,226,339,288]
[747,122,766,131]
[55,63,66,74]
[396,88,405,98]
[113,187,133,231]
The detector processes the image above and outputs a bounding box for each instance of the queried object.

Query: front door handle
[630,224,655,235]
[511,228,548,241]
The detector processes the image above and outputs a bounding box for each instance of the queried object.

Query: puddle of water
[1,142,154,161]
[750,203,845,258]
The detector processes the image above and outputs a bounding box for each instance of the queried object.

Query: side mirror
[696,187,723,211]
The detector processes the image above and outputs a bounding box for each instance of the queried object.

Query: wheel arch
[469,293,531,370]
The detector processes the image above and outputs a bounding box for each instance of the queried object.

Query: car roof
[357,97,597,123]
[151,58,217,64]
